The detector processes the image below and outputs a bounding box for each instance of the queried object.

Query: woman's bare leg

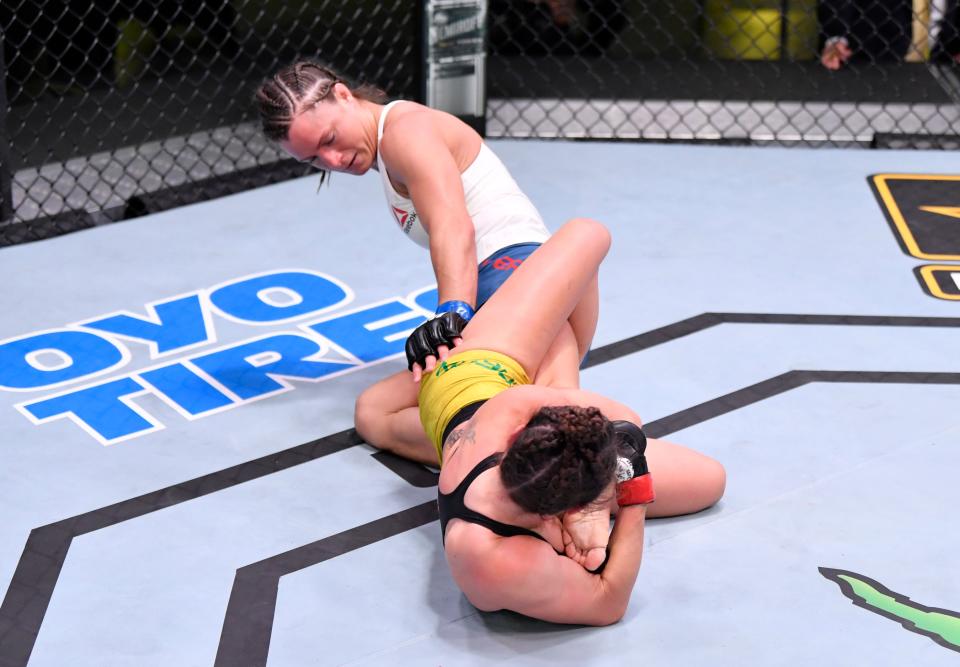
[456,218,610,378]
[531,321,580,388]
[607,438,726,518]
[644,438,726,517]
[520,264,600,387]
[354,371,438,466]
[568,274,599,360]
[361,237,599,462]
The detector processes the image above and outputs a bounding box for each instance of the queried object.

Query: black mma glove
[404,311,468,371]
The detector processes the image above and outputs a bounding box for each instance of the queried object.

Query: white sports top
[376,101,550,261]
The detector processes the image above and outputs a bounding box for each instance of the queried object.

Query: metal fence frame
[1,0,958,247]
[0,0,422,245]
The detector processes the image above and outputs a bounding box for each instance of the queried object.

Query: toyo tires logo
[1,269,438,445]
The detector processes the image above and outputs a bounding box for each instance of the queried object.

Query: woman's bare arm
[474,385,643,573]
[463,505,648,625]
[380,109,478,308]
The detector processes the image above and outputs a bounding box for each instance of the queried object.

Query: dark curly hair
[500,406,617,516]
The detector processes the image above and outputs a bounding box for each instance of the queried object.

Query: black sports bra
[438,452,560,550]
[437,405,610,573]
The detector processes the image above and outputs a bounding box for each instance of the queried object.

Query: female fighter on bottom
[416,217,726,624]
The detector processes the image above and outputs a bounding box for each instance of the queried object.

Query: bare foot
[561,504,611,571]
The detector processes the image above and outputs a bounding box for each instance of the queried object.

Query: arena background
[2,2,960,666]
[2,0,959,245]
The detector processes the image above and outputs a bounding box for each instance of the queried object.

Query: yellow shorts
[418,349,531,464]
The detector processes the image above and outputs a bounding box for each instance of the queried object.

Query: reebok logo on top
[392,206,418,235]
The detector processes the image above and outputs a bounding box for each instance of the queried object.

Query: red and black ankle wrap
[611,420,656,506]
[616,473,655,506]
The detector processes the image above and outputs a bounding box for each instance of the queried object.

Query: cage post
[421,0,487,137]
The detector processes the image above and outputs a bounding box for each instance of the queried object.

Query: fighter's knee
[703,458,727,507]
[567,217,611,252]
[353,389,380,441]
[676,454,727,513]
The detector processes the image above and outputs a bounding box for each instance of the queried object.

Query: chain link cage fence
[2,0,959,247]
[0,0,420,246]
[487,0,960,143]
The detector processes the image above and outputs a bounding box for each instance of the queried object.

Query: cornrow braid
[254,79,297,142]
[253,60,387,142]
[500,406,617,516]
[254,62,337,142]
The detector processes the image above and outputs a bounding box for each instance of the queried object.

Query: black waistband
[441,399,488,446]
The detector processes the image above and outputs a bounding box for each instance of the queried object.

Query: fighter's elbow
[585,592,629,626]
[597,603,628,626]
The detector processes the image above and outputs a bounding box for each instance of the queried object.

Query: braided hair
[500,406,617,516]
[254,61,387,185]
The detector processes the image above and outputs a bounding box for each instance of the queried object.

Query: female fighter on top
[255,64,725,602]
[254,61,595,467]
